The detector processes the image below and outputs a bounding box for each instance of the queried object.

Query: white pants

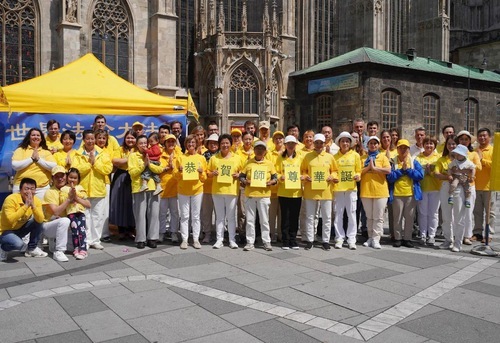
[160,197,179,234]
[132,191,160,242]
[439,182,454,244]
[300,199,319,240]
[200,193,215,234]
[464,186,476,238]
[269,197,281,239]
[43,217,70,251]
[213,194,237,243]
[245,197,271,244]
[87,197,106,245]
[101,184,111,238]
[334,191,357,244]
[452,186,474,249]
[304,199,332,243]
[474,190,496,235]
[178,193,203,242]
[361,197,386,242]
[418,191,440,238]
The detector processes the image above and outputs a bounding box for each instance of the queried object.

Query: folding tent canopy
[0,53,186,115]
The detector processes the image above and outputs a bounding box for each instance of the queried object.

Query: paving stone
[365,250,454,269]
[302,328,361,343]
[238,259,313,278]
[69,261,130,276]
[341,267,402,283]
[365,279,423,297]
[398,304,445,324]
[122,279,170,293]
[266,287,331,311]
[101,287,193,320]
[128,305,235,342]
[199,249,277,266]
[322,257,359,266]
[163,261,245,282]
[366,325,429,343]
[100,333,150,343]
[24,258,65,276]
[183,328,263,343]
[460,280,500,297]
[0,298,78,343]
[226,272,267,284]
[169,287,245,315]
[35,329,92,343]
[151,252,219,269]
[241,319,320,343]
[104,267,144,278]
[0,266,34,280]
[0,288,9,301]
[91,284,133,299]
[245,274,312,292]
[398,309,500,343]
[73,310,137,343]
[55,291,108,317]
[60,252,119,272]
[340,314,370,326]
[305,304,359,321]
[387,265,458,289]
[268,251,301,260]
[221,308,276,326]
[200,278,280,303]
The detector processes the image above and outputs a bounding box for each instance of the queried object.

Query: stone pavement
[1,231,500,343]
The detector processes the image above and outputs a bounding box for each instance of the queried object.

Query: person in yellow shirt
[159,134,180,244]
[230,128,243,153]
[235,131,255,241]
[333,132,361,250]
[472,128,495,241]
[201,134,219,243]
[276,135,303,250]
[175,134,207,249]
[360,136,391,249]
[266,130,285,243]
[258,120,275,151]
[387,139,424,248]
[239,140,277,251]
[94,129,113,242]
[379,130,398,240]
[72,130,113,250]
[298,130,315,240]
[92,115,120,157]
[11,128,57,199]
[436,125,455,155]
[0,178,48,261]
[192,125,207,155]
[128,135,164,249]
[45,119,63,153]
[207,134,243,249]
[301,133,338,251]
[415,136,441,246]
[287,124,305,150]
[53,130,78,170]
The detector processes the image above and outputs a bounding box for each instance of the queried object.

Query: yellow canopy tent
[0,53,186,115]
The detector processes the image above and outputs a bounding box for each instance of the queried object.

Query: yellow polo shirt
[60,185,88,214]
[53,149,77,170]
[475,145,493,191]
[208,152,244,196]
[415,152,440,192]
[434,156,452,188]
[174,153,207,196]
[12,146,56,188]
[0,193,45,233]
[128,151,165,194]
[393,157,414,197]
[45,134,63,152]
[276,152,304,198]
[334,150,361,192]
[242,158,276,198]
[360,154,390,198]
[160,151,179,199]
[72,146,113,197]
[301,150,338,200]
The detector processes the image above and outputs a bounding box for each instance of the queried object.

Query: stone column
[57,0,81,66]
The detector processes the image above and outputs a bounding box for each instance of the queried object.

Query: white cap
[335,131,354,147]
[254,140,267,149]
[367,136,380,144]
[206,133,219,142]
[456,130,472,140]
[284,135,298,144]
[452,144,469,158]
[313,133,326,142]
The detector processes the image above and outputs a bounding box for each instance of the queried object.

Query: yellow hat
[231,128,242,136]
[397,139,410,148]
[132,121,144,128]
[51,165,66,176]
[272,130,285,138]
[164,134,176,141]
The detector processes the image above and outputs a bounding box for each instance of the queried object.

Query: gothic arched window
[0,0,37,85]
[91,0,131,80]
[229,65,258,114]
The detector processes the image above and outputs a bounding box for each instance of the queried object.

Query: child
[140,132,163,195]
[61,168,91,260]
[448,144,476,208]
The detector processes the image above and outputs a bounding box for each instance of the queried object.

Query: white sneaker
[282,246,290,250]
[193,240,202,249]
[153,185,163,196]
[243,243,254,251]
[0,246,7,261]
[451,246,460,252]
[25,247,48,258]
[229,241,238,249]
[90,243,104,250]
[439,241,453,249]
[362,238,373,248]
[263,243,273,251]
[334,241,343,249]
[180,241,188,249]
[213,240,223,249]
[427,237,435,246]
[53,251,69,262]
[348,243,357,250]
[372,241,382,249]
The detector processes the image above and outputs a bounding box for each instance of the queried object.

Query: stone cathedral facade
[1,0,499,132]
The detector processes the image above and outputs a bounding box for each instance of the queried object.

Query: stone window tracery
[229,64,258,114]
[0,0,37,85]
[91,0,130,80]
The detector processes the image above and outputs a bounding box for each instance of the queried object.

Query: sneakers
[290,242,299,250]
[90,243,104,250]
[202,233,211,243]
[180,241,188,249]
[243,243,255,251]
[322,242,331,250]
[153,185,163,196]
[363,238,373,248]
[53,250,69,262]
[334,241,343,249]
[229,241,239,249]
[393,240,402,248]
[0,246,7,261]
[213,240,223,249]
[348,243,357,250]
[372,241,382,249]
[463,238,472,245]
[448,196,454,205]
[139,184,148,192]
[439,241,454,249]
[263,243,273,251]
[25,247,48,258]
[193,240,202,249]
[427,237,435,246]
[305,242,313,250]
[465,200,471,208]
[451,246,460,252]
[419,237,426,245]
[402,240,414,248]
[281,246,290,250]
[75,250,87,260]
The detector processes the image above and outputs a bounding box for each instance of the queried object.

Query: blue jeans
[0,218,44,251]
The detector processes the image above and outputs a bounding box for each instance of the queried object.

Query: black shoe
[322,242,331,251]
[147,240,157,249]
[402,240,414,248]
[361,231,368,238]
[393,240,402,248]
[101,236,111,243]
[136,242,145,249]
[305,242,313,250]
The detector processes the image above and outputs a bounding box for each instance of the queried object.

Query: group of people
[0,115,495,262]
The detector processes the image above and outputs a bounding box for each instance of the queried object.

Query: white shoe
[281,246,290,250]
[180,241,188,249]
[193,240,202,249]
[334,241,343,249]
[362,238,373,248]
[439,241,453,249]
[229,241,238,249]
[90,243,104,250]
[153,185,163,196]
[213,240,223,249]
[53,251,69,262]
[139,184,148,192]
[243,244,254,251]
[25,247,48,258]
[372,241,382,249]
[348,243,357,250]
[451,246,460,252]
[0,246,7,261]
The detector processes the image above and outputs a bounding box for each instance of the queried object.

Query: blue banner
[0,112,187,192]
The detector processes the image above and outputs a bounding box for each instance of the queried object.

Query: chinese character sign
[182,155,200,181]
[217,161,234,184]
[284,165,301,190]
[311,166,328,190]
[250,165,267,188]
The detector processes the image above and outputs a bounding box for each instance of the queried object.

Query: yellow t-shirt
[475,145,493,191]
[60,185,88,214]
[0,193,45,233]
[436,142,445,155]
[174,153,207,196]
[43,186,65,220]
[393,157,414,197]
[301,150,338,200]
[160,150,179,199]
[242,158,276,198]
[53,149,77,170]
[12,146,56,188]
[276,152,304,198]
[334,150,361,192]
[434,155,452,189]
[468,150,482,187]
[360,154,390,198]
[128,151,165,194]
[380,148,397,159]
[208,152,244,196]
[415,152,440,192]
[45,134,63,152]
[236,146,255,162]
[265,148,284,197]
[72,147,113,197]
